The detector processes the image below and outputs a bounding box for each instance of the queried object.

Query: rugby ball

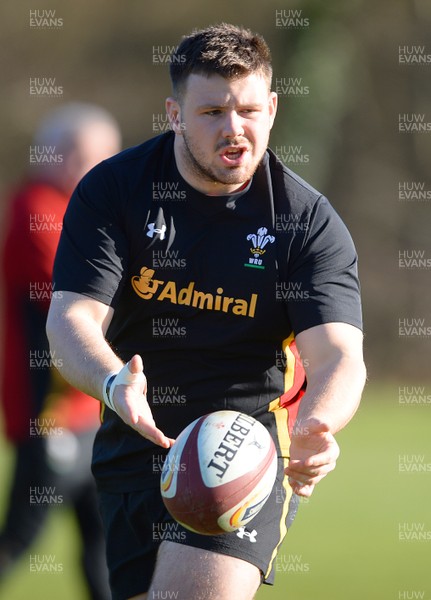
[160,410,277,535]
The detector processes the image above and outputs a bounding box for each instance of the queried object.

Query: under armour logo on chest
[147,222,167,240]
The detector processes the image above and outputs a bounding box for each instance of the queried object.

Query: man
[0,103,121,599]
[46,25,366,600]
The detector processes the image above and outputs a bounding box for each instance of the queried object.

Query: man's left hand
[285,419,340,497]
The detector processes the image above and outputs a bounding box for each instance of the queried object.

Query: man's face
[166,72,277,195]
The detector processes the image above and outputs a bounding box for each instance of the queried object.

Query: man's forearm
[294,322,367,435]
[46,292,124,401]
[295,355,366,434]
[286,324,366,497]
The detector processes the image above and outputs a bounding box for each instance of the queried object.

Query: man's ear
[165,97,183,134]
[268,91,278,130]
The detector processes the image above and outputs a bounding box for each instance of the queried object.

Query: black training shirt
[53,132,362,491]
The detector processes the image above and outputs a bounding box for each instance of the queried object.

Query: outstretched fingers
[111,355,175,449]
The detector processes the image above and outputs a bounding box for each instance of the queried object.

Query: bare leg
[147,541,261,600]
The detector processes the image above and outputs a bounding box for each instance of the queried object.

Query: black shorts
[98,456,300,600]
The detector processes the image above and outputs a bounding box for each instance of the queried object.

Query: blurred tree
[0,0,429,380]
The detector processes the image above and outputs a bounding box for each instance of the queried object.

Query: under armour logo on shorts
[236,527,258,543]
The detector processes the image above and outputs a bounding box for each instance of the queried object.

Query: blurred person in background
[0,102,121,599]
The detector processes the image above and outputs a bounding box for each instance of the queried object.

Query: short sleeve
[285,196,363,335]
[53,163,129,307]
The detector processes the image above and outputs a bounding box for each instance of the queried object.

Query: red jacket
[1,181,100,442]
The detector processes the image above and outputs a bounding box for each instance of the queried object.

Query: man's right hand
[110,354,175,448]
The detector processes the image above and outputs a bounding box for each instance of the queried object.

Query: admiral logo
[244,227,275,269]
[131,267,258,318]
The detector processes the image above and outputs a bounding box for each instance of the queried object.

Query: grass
[0,478,88,599]
[0,382,430,599]
[257,382,431,600]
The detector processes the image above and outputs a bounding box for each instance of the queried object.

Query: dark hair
[169,23,273,98]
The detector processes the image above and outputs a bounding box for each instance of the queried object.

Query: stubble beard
[180,130,264,187]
